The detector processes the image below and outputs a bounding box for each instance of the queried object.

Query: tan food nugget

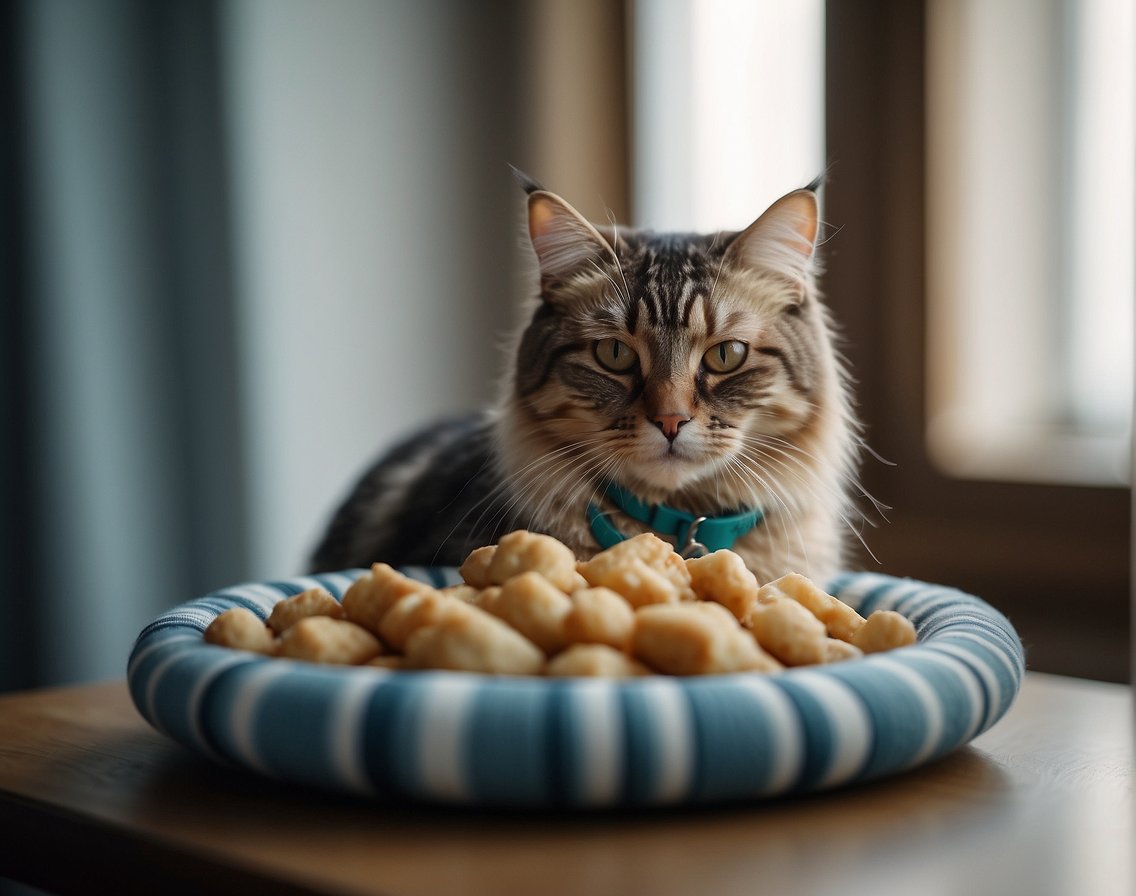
[459,545,496,588]
[470,585,502,612]
[490,571,573,655]
[657,550,697,600]
[851,610,918,654]
[545,644,650,678]
[632,603,781,675]
[686,550,760,622]
[822,637,864,663]
[578,554,679,608]
[759,573,865,642]
[563,586,635,651]
[594,531,674,566]
[403,608,544,675]
[747,598,828,666]
[487,530,578,592]
[204,607,276,654]
[379,591,473,652]
[570,571,591,593]
[266,587,345,634]
[366,654,406,670]
[441,584,481,603]
[685,600,745,627]
[341,563,431,636]
[581,533,695,599]
[275,616,382,665]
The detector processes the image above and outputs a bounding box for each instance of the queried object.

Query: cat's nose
[652,414,691,443]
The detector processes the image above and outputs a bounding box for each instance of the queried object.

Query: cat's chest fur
[309,178,859,586]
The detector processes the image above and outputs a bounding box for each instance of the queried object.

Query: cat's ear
[527,191,617,285]
[725,188,819,284]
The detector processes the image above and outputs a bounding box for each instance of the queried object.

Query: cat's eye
[594,338,638,373]
[702,340,748,374]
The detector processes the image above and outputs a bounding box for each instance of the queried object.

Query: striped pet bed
[127,570,1024,807]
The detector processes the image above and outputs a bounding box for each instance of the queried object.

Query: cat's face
[512,187,836,509]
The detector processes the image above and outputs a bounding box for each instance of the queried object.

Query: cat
[309,175,863,587]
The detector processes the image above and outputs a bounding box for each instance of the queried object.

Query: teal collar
[586,482,763,558]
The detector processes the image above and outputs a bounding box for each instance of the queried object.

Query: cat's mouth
[625,437,714,490]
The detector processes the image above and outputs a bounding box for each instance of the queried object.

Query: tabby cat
[310,176,861,586]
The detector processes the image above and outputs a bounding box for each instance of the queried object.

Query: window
[823,0,1129,682]
[926,0,1134,486]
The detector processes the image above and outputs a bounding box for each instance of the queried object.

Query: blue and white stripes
[127,570,1025,807]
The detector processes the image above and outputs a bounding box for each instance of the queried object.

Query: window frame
[821,0,1130,682]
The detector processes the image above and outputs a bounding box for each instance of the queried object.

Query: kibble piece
[633,603,781,675]
[489,571,573,655]
[486,530,578,592]
[578,554,679,608]
[366,654,406,670]
[266,587,345,634]
[379,591,473,652]
[850,610,917,654]
[403,607,545,675]
[822,637,864,663]
[657,552,696,600]
[594,533,697,599]
[686,550,760,622]
[747,598,828,666]
[593,532,674,567]
[685,599,744,628]
[545,644,650,678]
[341,563,431,636]
[563,586,636,651]
[275,616,382,665]
[459,545,496,588]
[470,585,503,612]
[759,573,865,642]
[204,607,276,654]
[440,584,481,603]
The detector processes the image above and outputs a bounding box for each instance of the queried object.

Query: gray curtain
[2,0,247,690]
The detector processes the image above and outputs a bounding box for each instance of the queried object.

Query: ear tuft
[510,165,545,195]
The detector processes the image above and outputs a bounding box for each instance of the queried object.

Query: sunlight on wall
[632,0,825,232]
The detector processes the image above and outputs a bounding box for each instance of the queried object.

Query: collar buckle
[679,516,709,559]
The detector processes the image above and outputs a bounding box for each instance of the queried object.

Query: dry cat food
[204,531,917,677]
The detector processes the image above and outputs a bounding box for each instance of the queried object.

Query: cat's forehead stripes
[615,236,723,333]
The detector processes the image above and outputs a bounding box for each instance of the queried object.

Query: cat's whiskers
[746,432,889,520]
[737,439,827,516]
[737,435,881,562]
[502,437,616,533]
[519,445,628,541]
[442,434,610,552]
[719,452,810,574]
[574,452,630,529]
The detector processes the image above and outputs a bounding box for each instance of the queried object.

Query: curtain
[2,0,247,690]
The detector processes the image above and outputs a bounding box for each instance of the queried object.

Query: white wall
[223,0,520,577]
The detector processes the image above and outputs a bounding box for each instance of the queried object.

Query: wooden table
[0,672,1130,896]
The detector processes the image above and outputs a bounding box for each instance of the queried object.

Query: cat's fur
[310,178,861,585]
